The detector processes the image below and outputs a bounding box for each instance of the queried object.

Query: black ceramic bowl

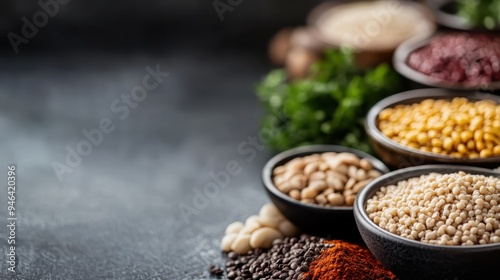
[365,88,500,169]
[261,144,390,242]
[354,164,500,280]
[393,31,500,92]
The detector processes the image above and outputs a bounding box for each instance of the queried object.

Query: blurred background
[0,0,323,54]
[0,1,330,279]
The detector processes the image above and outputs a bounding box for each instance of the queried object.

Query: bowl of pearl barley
[353,164,500,280]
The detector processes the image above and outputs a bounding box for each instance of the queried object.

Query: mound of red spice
[303,240,398,280]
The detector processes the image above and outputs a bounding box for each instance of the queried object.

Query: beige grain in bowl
[354,165,500,280]
[307,0,436,67]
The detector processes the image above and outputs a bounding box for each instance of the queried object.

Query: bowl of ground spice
[354,164,500,280]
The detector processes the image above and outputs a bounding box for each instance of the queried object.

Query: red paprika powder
[303,240,398,280]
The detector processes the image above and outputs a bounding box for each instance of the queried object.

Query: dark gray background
[0,1,428,279]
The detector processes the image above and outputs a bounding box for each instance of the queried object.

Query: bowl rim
[393,31,500,91]
[426,0,500,32]
[354,164,500,251]
[262,144,391,212]
[365,88,500,164]
[306,0,436,53]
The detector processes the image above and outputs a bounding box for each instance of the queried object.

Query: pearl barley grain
[366,172,500,245]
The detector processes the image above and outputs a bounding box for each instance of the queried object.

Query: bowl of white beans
[261,144,390,242]
[354,164,500,280]
[365,88,500,170]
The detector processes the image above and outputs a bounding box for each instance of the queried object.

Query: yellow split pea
[377,97,500,158]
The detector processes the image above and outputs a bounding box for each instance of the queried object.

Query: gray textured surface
[0,49,273,279]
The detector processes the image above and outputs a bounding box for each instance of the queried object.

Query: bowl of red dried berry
[394,32,500,92]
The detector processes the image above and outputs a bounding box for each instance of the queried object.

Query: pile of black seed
[225,234,332,280]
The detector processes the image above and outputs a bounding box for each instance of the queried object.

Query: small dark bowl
[261,144,390,243]
[365,88,500,169]
[427,0,500,32]
[393,31,500,92]
[354,164,500,280]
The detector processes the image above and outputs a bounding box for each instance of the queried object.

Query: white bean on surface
[249,227,283,249]
[240,221,261,235]
[221,233,238,252]
[272,152,383,207]
[231,234,252,254]
[220,203,300,254]
[366,171,500,245]
[259,203,284,220]
[225,221,244,235]
[257,215,281,229]
[245,215,261,226]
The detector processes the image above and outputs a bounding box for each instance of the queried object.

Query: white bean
[323,188,334,195]
[273,165,287,176]
[225,221,244,235]
[245,215,261,226]
[301,187,319,199]
[240,221,261,234]
[326,170,348,183]
[259,203,284,220]
[327,193,344,206]
[316,194,327,205]
[345,194,356,206]
[347,165,358,179]
[303,154,321,163]
[278,220,299,237]
[318,162,329,171]
[368,169,382,178]
[289,189,301,200]
[345,178,357,190]
[359,158,373,171]
[286,159,306,172]
[326,176,343,191]
[336,163,348,175]
[221,233,238,252]
[249,227,283,249]
[231,234,252,254]
[277,182,293,193]
[309,180,327,192]
[309,171,326,181]
[335,152,360,167]
[289,174,307,190]
[304,162,320,175]
[355,168,367,181]
[257,215,281,229]
[301,198,315,204]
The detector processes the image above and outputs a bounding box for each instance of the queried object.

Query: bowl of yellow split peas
[365,88,500,169]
